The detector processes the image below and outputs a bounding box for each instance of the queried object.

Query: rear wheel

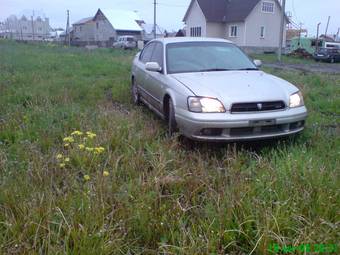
[168,99,178,136]
[131,78,140,105]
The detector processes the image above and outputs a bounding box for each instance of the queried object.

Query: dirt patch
[104,89,131,115]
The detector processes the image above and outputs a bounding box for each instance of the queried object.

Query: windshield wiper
[199,68,231,72]
[236,68,259,71]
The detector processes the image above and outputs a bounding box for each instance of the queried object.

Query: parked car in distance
[113,36,137,49]
[131,38,308,141]
[314,47,340,63]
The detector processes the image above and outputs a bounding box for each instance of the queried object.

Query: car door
[134,42,156,103]
[147,42,166,113]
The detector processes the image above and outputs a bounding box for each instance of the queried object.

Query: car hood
[170,71,299,110]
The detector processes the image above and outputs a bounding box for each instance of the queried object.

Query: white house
[72,9,143,47]
[183,0,289,53]
[2,14,50,41]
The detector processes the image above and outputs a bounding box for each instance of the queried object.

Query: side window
[140,43,155,63]
[150,43,164,68]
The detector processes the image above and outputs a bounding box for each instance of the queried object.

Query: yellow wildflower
[64,157,70,162]
[64,143,70,148]
[86,131,97,139]
[71,130,83,136]
[60,163,66,168]
[85,147,94,152]
[103,171,110,177]
[63,136,74,143]
[84,175,91,181]
[56,154,63,160]
[94,147,105,154]
[78,144,85,150]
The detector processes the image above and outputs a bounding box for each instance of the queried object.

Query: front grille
[231,101,285,113]
[229,122,304,137]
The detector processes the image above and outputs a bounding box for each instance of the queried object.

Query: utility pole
[31,10,35,41]
[65,10,70,46]
[316,22,321,53]
[336,28,340,41]
[20,22,23,41]
[325,16,330,37]
[278,0,286,62]
[153,0,157,39]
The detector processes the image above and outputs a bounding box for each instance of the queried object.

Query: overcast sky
[0,0,339,36]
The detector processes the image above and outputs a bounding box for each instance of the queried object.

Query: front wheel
[168,99,178,136]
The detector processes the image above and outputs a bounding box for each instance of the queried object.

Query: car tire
[168,99,178,136]
[330,58,335,63]
[131,79,141,105]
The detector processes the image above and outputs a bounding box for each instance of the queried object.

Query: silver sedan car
[131,38,307,141]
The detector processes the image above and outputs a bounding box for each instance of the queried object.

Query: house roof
[98,9,142,31]
[183,0,289,23]
[73,17,93,25]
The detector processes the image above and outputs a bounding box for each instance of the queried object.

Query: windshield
[166,42,257,74]
[318,48,328,53]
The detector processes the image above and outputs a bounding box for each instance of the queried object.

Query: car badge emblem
[257,103,263,110]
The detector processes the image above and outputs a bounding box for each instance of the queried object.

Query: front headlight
[188,97,226,113]
[289,91,304,108]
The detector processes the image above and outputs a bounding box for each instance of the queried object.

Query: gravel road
[263,62,340,74]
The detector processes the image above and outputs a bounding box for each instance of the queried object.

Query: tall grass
[0,41,339,254]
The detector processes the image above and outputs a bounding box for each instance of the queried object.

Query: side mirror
[145,62,162,72]
[253,59,262,67]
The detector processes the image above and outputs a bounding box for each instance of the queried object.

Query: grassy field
[0,40,339,254]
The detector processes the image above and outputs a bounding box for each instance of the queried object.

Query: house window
[229,25,238,37]
[260,26,265,38]
[262,1,275,13]
[96,22,99,29]
[80,26,82,32]
[190,27,201,37]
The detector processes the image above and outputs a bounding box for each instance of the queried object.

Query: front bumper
[175,106,308,141]
[314,55,331,61]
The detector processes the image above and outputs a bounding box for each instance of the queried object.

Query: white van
[113,36,137,49]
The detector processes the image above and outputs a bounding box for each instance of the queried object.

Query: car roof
[150,37,233,45]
